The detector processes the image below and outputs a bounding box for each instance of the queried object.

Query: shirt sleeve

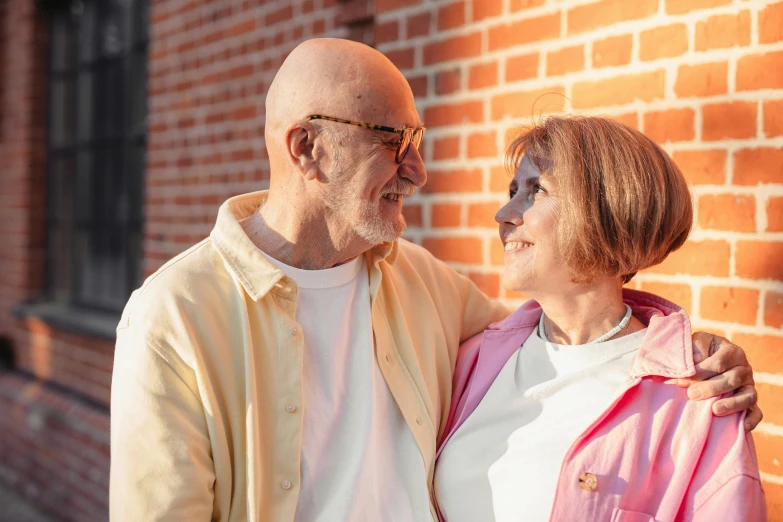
[110,330,215,521]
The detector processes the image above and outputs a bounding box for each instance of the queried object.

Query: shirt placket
[271,279,304,522]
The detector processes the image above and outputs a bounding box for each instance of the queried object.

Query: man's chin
[355,216,406,245]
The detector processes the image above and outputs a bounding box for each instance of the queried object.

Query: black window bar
[44,0,148,314]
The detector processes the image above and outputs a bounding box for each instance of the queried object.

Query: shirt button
[281,480,292,490]
[384,354,391,363]
[286,283,294,293]
[291,327,299,336]
[415,416,422,426]
[579,472,598,492]
[285,404,296,413]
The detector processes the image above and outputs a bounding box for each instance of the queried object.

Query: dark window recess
[43,0,148,315]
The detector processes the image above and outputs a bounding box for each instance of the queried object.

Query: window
[45,0,148,314]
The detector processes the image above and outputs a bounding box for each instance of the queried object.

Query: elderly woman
[434,116,766,521]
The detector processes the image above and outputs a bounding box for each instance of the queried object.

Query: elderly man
[110,38,760,522]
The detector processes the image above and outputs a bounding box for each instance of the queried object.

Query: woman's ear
[287,123,319,181]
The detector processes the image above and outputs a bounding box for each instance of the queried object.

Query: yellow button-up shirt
[110,191,508,522]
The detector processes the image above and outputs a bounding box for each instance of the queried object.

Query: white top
[435,326,646,522]
[262,253,432,522]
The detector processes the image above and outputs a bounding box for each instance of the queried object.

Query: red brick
[695,11,751,51]
[698,194,755,232]
[592,35,633,68]
[760,1,783,44]
[737,51,783,91]
[377,0,421,14]
[424,32,482,65]
[546,45,584,77]
[265,5,293,25]
[568,0,658,35]
[407,12,431,38]
[764,100,783,137]
[765,291,783,328]
[228,18,256,37]
[468,202,500,228]
[491,87,566,120]
[431,203,462,227]
[468,272,500,298]
[572,70,665,109]
[432,136,460,160]
[488,14,560,51]
[374,21,398,45]
[736,241,783,280]
[639,282,693,313]
[674,62,728,98]
[612,112,639,130]
[732,333,783,375]
[665,0,731,14]
[673,150,726,186]
[506,52,540,82]
[756,382,783,425]
[763,481,783,522]
[438,1,465,31]
[733,148,783,185]
[385,48,415,70]
[469,61,498,90]
[423,101,484,127]
[644,240,730,277]
[407,74,428,97]
[467,132,497,159]
[401,204,422,227]
[422,237,483,264]
[472,0,503,21]
[640,24,688,61]
[509,0,546,12]
[754,432,783,479]
[421,168,483,194]
[643,109,695,143]
[768,197,783,232]
[701,102,756,141]
[700,286,759,325]
[435,68,461,95]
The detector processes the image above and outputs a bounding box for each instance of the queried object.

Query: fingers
[679,338,750,385]
[682,365,754,400]
[710,384,758,415]
[690,331,716,364]
[743,405,764,432]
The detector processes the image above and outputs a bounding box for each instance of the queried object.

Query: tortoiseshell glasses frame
[306,115,426,164]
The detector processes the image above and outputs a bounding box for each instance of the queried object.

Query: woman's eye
[508,189,517,200]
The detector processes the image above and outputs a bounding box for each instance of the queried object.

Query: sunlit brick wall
[373,0,782,516]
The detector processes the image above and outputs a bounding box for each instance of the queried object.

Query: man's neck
[534,281,644,345]
[242,192,374,270]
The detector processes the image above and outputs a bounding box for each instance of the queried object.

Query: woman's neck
[535,281,645,345]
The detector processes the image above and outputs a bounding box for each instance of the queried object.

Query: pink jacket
[435,289,766,521]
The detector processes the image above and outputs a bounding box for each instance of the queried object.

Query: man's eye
[533,183,545,193]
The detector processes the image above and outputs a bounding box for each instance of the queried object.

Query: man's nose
[401,143,427,188]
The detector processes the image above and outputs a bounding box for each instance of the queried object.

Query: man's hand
[674,332,762,432]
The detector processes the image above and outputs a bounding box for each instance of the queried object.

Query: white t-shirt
[262,253,432,522]
[435,327,646,522]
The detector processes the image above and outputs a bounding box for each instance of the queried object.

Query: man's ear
[287,123,319,181]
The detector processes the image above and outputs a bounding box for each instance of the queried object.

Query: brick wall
[1,0,781,520]
[375,0,783,516]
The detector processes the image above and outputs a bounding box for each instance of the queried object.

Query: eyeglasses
[306,115,426,164]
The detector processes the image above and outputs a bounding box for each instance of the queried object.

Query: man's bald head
[265,38,419,169]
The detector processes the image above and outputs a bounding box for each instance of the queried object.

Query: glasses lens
[412,128,424,150]
[397,129,412,163]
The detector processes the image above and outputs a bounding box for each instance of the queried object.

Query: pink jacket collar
[439,289,696,454]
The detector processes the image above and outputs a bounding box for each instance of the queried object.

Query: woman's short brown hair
[507,115,693,284]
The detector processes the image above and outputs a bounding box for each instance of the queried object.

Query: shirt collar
[210,191,399,300]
